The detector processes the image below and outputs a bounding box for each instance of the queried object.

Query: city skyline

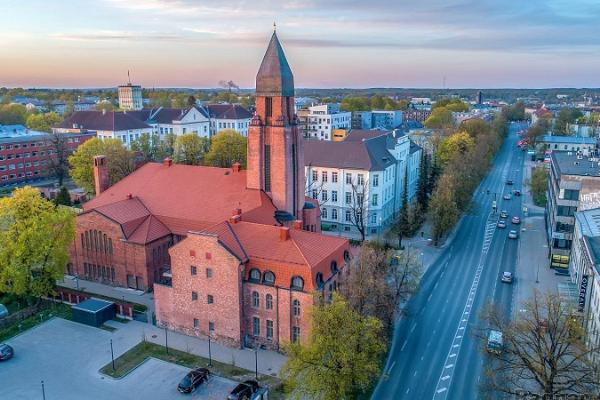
[1,0,599,89]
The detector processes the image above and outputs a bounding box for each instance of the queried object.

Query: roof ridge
[290,231,312,267]
[224,220,250,261]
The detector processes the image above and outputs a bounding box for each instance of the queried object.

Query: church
[69,32,351,348]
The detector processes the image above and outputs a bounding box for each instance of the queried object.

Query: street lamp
[207,332,212,367]
[110,339,115,371]
[254,347,258,380]
[165,327,169,355]
[41,380,46,400]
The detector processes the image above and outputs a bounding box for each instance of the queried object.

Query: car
[500,210,508,218]
[508,230,519,239]
[227,380,260,400]
[506,179,513,185]
[0,343,14,361]
[497,220,507,229]
[512,216,521,224]
[503,193,511,200]
[501,271,513,283]
[513,190,521,196]
[177,368,210,393]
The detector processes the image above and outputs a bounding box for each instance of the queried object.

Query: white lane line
[442,375,450,381]
[410,323,416,334]
[401,341,407,351]
[414,371,418,377]
[445,364,453,369]
[437,388,447,394]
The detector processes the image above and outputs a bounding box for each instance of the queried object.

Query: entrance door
[127,274,135,288]
[136,276,145,291]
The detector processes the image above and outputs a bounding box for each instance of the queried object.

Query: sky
[1,0,599,89]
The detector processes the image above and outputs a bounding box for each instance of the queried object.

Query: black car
[506,179,513,185]
[177,368,210,393]
[227,380,259,400]
[0,343,14,361]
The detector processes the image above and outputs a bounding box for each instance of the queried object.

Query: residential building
[538,135,597,156]
[304,104,351,141]
[351,110,404,130]
[0,124,94,187]
[404,106,432,123]
[547,152,600,269]
[205,104,252,137]
[305,129,421,238]
[568,208,600,366]
[118,83,143,111]
[352,111,373,129]
[69,32,347,349]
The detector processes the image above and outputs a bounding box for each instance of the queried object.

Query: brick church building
[69,32,351,348]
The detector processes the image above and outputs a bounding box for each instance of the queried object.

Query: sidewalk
[106,319,287,376]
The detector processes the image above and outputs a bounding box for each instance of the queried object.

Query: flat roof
[72,298,114,313]
[551,152,600,177]
[541,135,596,145]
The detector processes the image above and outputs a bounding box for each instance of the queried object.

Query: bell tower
[247,31,305,222]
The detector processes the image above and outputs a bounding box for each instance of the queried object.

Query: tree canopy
[282,294,386,400]
[68,137,136,194]
[205,129,247,168]
[0,187,75,297]
[173,133,210,165]
[424,107,455,129]
[437,131,475,167]
[432,98,470,112]
[25,112,63,132]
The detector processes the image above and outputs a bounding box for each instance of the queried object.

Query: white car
[501,272,513,283]
[508,230,519,239]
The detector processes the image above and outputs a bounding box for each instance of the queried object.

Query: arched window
[85,231,89,250]
[252,291,260,308]
[81,233,85,248]
[343,250,350,263]
[98,231,103,252]
[263,271,275,285]
[291,276,304,291]
[316,272,324,288]
[293,299,301,317]
[108,238,113,254]
[103,234,108,254]
[266,294,273,310]
[330,260,338,274]
[249,268,261,282]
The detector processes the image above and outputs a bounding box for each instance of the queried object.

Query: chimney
[232,162,241,173]
[126,193,133,200]
[233,208,242,215]
[93,155,110,195]
[163,157,173,167]
[292,220,302,230]
[229,214,241,224]
[279,226,290,241]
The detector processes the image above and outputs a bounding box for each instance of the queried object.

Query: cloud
[52,31,185,42]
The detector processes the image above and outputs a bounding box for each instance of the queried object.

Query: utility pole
[41,381,46,400]
[110,339,115,371]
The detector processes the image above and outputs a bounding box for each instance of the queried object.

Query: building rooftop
[575,208,600,274]
[551,152,600,177]
[541,135,596,145]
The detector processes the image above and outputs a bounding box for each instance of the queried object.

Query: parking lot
[2,318,237,400]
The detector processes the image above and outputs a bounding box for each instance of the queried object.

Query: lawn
[0,302,72,342]
[100,341,285,399]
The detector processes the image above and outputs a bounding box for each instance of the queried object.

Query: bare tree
[480,291,600,398]
[349,180,368,241]
[44,132,70,186]
[305,166,330,207]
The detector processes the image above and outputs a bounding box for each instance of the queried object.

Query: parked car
[513,190,521,196]
[506,179,513,185]
[500,210,508,219]
[501,272,513,283]
[497,220,507,229]
[0,304,8,319]
[177,368,210,393]
[503,193,511,200]
[0,344,14,361]
[227,380,260,400]
[512,216,521,224]
[508,230,519,239]
[487,330,503,354]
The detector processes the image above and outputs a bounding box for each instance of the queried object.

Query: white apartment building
[204,104,252,137]
[304,130,421,238]
[305,103,352,141]
[118,83,143,111]
[569,208,600,366]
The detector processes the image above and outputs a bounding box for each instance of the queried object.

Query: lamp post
[207,332,212,367]
[110,339,115,371]
[254,347,258,380]
[165,327,169,355]
[41,381,46,400]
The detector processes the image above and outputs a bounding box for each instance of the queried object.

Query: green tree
[459,118,490,138]
[424,107,454,129]
[370,95,386,110]
[54,186,72,207]
[205,129,247,168]
[173,133,210,165]
[340,97,370,112]
[416,153,430,209]
[131,133,160,162]
[554,107,584,135]
[530,166,549,206]
[68,138,136,194]
[25,112,63,132]
[389,170,411,249]
[433,98,469,112]
[526,118,550,147]
[282,294,386,400]
[502,101,526,121]
[0,187,75,297]
[0,103,28,125]
[429,174,459,245]
[437,131,475,167]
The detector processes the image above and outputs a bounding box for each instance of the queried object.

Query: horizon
[1,0,599,88]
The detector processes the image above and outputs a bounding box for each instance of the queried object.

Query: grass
[0,302,72,342]
[100,341,285,399]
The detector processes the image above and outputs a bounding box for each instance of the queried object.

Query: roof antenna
[127,70,131,85]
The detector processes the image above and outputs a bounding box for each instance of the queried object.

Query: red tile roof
[83,163,277,244]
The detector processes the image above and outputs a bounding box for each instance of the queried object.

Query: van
[487,330,503,354]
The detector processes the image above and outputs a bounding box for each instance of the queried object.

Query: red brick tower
[247,31,305,223]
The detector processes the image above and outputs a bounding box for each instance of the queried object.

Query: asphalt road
[373,122,528,400]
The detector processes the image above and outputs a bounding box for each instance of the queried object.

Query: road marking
[442,375,450,381]
[401,341,407,351]
[453,344,459,348]
[406,389,410,394]
[445,364,453,369]
[410,323,416,334]
[414,371,418,377]
[437,388,447,394]
[387,361,396,373]
[428,294,433,302]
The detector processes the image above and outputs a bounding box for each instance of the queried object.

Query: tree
[437,131,475,167]
[95,102,115,112]
[530,166,549,206]
[155,133,177,161]
[0,103,28,125]
[502,101,526,121]
[341,241,421,333]
[429,174,459,245]
[389,170,411,249]
[0,187,75,297]
[348,180,368,241]
[433,98,469,112]
[481,291,600,398]
[526,118,549,147]
[187,95,197,107]
[173,133,210,165]
[424,107,454,129]
[416,152,430,209]
[131,133,160,162]
[459,118,490,138]
[282,294,386,400]
[44,132,71,186]
[340,97,370,112]
[25,112,63,132]
[54,186,72,207]
[68,138,136,194]
[554,107,584,135]
[205,129,247,168]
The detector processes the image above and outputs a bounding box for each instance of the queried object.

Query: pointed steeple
[256,32,294,97]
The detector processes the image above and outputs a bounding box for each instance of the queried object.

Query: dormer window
[330,261,338,274]
[263,271,275,285]
[249,268,261,282]
[291,276,304,291]
[316,272,324,288]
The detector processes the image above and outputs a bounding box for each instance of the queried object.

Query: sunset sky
[1,0,599,89]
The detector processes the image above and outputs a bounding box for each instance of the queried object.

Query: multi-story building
[351,110,403,130]
[547,152,600,269]
[0,124,94,187]
[118,83,143,111]
[538,135,597,156]
[304,129,421,238]
[304,104,351,141]
[69,32,348,349]
[204,104,252,137]
[568,207,600,366]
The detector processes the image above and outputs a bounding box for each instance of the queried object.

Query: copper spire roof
[256,32,294,97]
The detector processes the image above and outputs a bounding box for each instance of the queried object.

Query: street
[373,122,528,400]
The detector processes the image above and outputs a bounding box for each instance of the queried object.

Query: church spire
[255,31,294,97]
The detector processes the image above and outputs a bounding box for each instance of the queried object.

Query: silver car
[508,230,518,239]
